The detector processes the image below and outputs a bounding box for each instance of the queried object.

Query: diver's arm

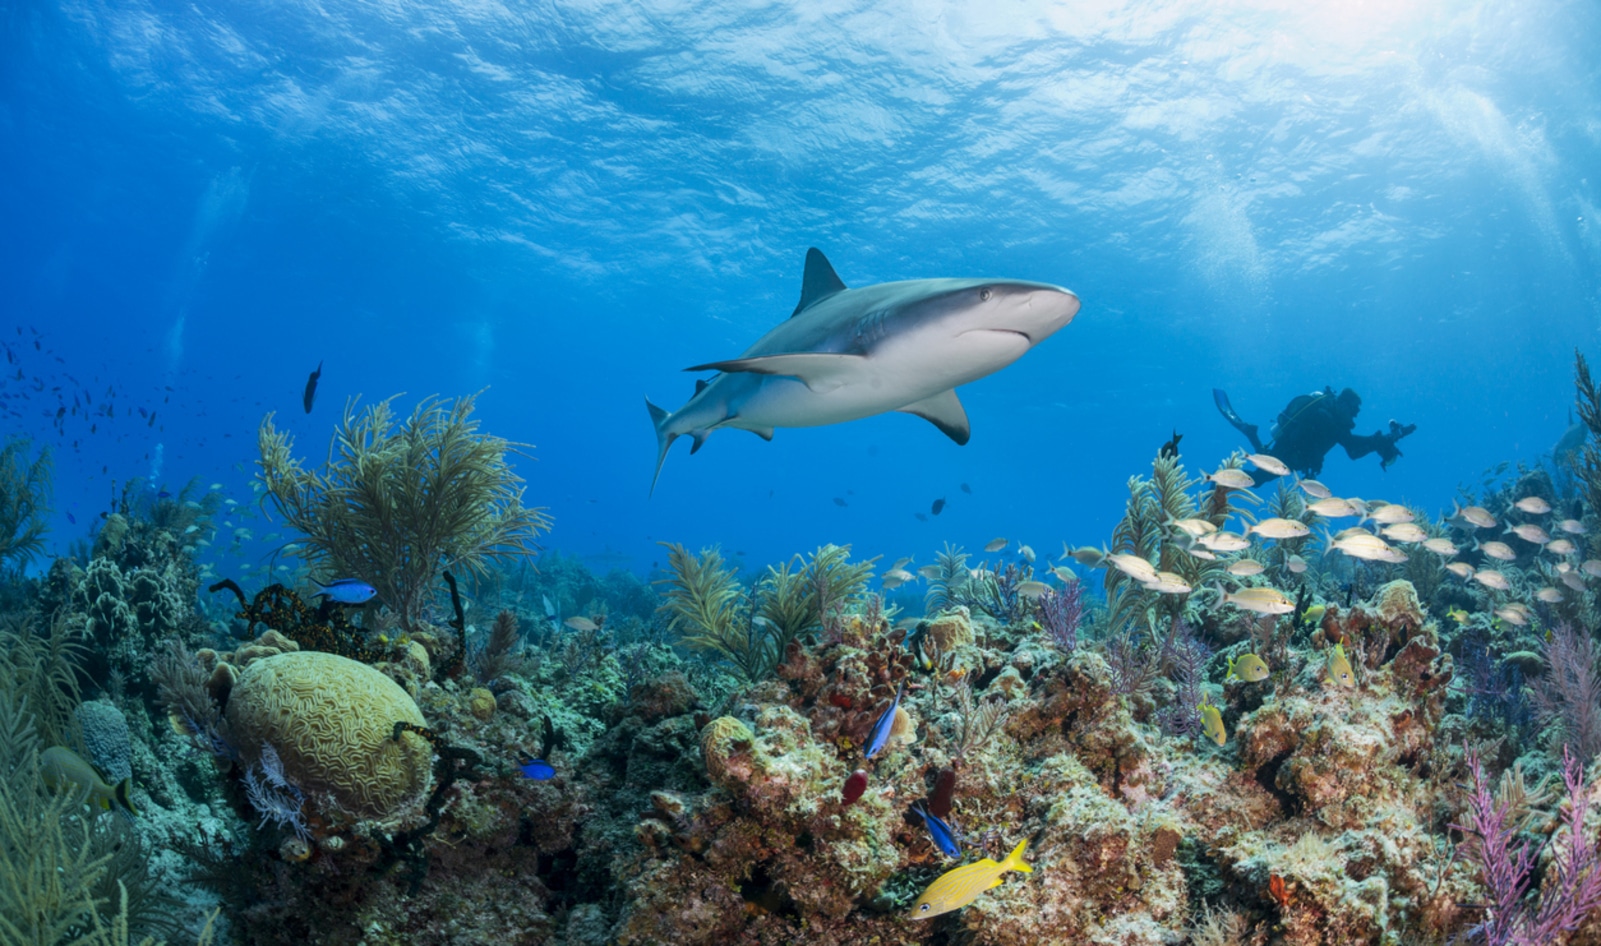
[1339,422,1416,467]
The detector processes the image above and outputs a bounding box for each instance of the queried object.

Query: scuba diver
[1213,387,1416,485]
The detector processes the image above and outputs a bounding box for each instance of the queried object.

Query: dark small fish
[833,497,848,507]
[960,483,972,494]
[930,498,946,516]
[865,682,904,760]
[911,803,962,858]
[915,513,927,522]
[1160,430,1183,459]
[929,766,957,819]
[148,412,156,427]
[312,578,378,604]
[302,360,323,413]
[842,769,868,806]
[65,513,75,525]
[156,490,170,498]
[518,759,556,781]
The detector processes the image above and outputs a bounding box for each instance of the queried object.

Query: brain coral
[226,651,432,822]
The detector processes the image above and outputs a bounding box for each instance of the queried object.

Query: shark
[646,247,1081,493]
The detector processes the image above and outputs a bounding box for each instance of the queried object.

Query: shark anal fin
[746,426,774,442]
[897,389,970,445]
[791,248,847,317]
[683,352,864,393]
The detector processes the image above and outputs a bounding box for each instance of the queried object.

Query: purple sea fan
[1532,622,1601,766]
[1455,746,1601,945]
[1038,580,1084,653]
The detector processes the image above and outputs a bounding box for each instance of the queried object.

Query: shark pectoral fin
[683,353,864,393]
[790,247,848,317]
[897,389,971,445]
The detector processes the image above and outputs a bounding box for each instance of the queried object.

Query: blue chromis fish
[909,839,1032,919]
[518,759,556,780]
[312,578,378,604]
[911,803,962,858]
[1198,697,1226,746]
[40,746,137,816]
[865,682,904,760]
[1225,653,1270,683]
[1326,642,1356,688]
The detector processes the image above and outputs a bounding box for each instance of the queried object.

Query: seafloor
[6,373,1601,946]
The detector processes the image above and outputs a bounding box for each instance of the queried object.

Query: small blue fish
[865,682,904,760]
[911,803,962,857]
[157,490,171,498]
[312,578,378,604]
[518,759,556,780]
[66,512,75,524]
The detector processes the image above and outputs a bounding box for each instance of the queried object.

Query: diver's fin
[1212,388,1263,452]
[897,389,971,445]
[791,248,848,317]
[683,353,864,393]
[646,398,679,496]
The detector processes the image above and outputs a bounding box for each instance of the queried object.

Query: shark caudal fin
[647,398,678,496]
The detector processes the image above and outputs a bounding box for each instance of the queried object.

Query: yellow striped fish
[909,839,1032,919]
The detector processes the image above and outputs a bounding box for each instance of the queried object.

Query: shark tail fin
[647,398,678,496]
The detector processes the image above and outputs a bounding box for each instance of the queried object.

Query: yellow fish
[1446,607,1470,624]
[909,839,1033,919]
[1225,653,1270,683]
[1198,697,1226,745]
[40,746,137,816]
[1302,603,1327,627]
[1326,642,1355,688]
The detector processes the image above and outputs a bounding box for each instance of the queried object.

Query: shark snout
[995,283,1080,344]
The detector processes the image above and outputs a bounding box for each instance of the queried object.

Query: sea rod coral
[257,393,551,630]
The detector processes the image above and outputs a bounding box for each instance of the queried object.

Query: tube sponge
[225,651,432,823]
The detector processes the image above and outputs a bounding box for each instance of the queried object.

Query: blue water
[3,0,1599,580]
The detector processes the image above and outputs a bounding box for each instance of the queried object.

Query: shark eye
[979,288,993,301]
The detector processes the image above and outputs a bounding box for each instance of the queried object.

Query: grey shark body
[647,248,1080,492]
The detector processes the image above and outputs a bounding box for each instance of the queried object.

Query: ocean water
[3,0,1600,576]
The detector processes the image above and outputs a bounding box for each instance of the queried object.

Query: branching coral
[469,609,525,686]
[923,542,969,613]
[0,612,87,747]
[1104,454,1248,635]
[258,393,551,630]
[0,436,51,571]
[1455,748,1601,946]
[659,542,874,682]
[1532,622,1601,766]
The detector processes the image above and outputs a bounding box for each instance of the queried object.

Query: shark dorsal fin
[791,248,847,317]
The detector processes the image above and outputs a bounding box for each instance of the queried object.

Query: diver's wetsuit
[1212,387,1415,485]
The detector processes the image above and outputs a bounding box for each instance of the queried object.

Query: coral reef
[256,393,551,630]
[17,373,1601,946]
